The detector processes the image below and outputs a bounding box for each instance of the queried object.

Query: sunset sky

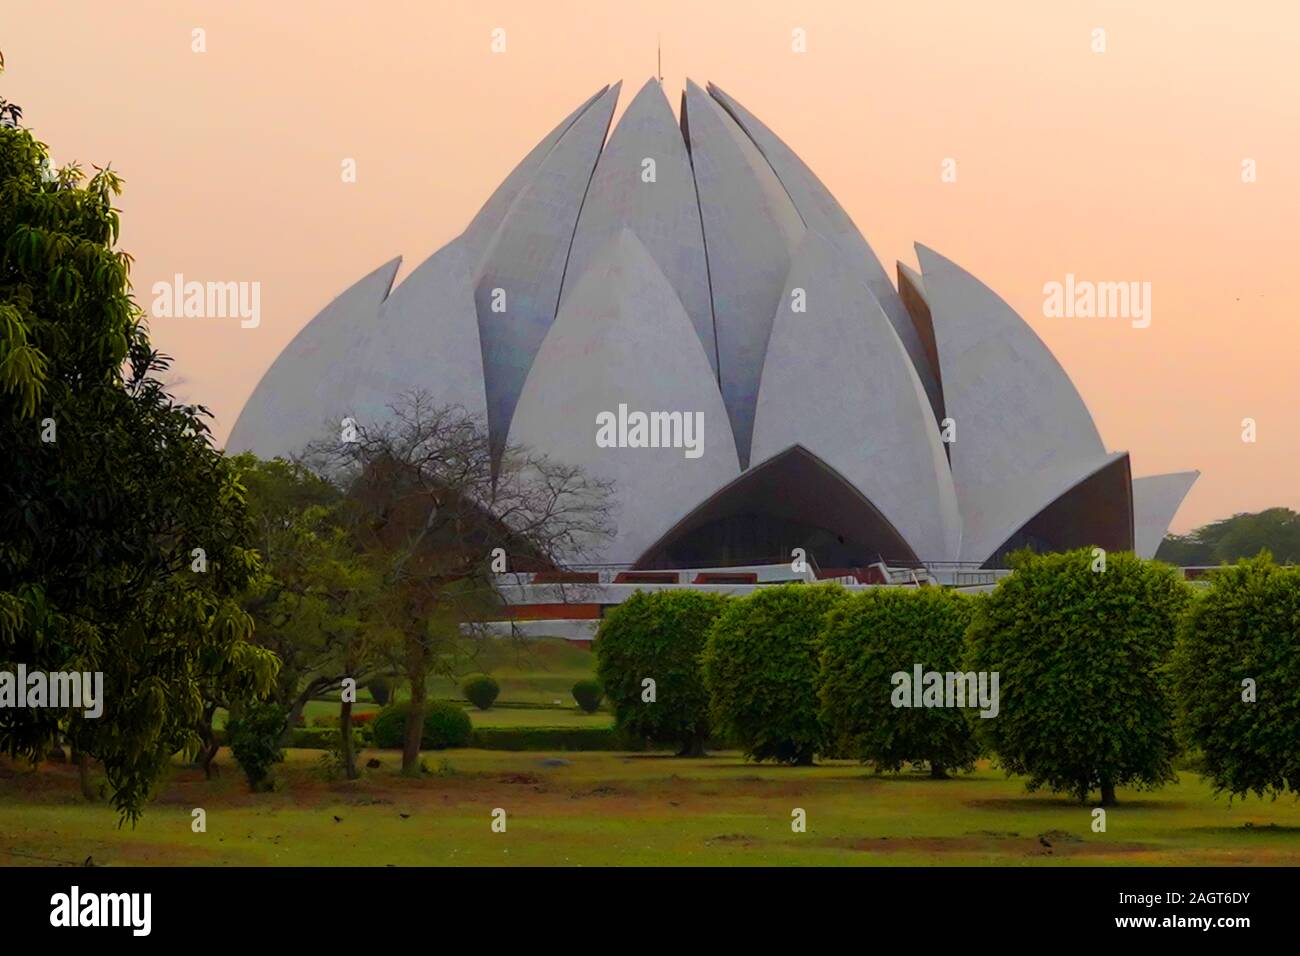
[6,0,1298,532]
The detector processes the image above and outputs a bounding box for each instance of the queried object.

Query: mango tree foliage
[0,64,277,819]
[233,453,396,779]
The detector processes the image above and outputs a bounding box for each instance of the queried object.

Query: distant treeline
[1158,507,1300,565]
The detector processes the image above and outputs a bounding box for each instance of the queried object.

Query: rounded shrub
[371,702,472,750]
[595,590,730,756]
[702,583,847,765]
[1173,555,1300,799]
[367,677,393,706]
[461,674,500,711]
[571,679,604,713]
[819,587,979,777]
[966,549,1190,805]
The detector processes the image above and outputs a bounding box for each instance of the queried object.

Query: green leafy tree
[966,549,1190,805]
[1172,554,1300,799]
[702,583,846,765]
[1158,507,1300,565]
[234,453,395,780]
[595,590,727,756]
[820,588,979,777]
[0,57,277,819]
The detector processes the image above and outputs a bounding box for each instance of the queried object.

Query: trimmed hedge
[595,590,729,756]
[461,674,500,711]
[371,702,473,750]
[820,587,979,776]
[702,583,847,765]
[966,549,1190,804]
[1173,555,1300,798]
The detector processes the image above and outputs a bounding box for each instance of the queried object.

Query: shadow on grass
[1190,823,1300,837]
[965,796,1189,811]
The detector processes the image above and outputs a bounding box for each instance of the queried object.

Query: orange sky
[6,0,1298,532]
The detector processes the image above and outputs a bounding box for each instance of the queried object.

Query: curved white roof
[1132,471,1199,558]
[506,228,740,564]
[227,256,400,458]
[561,79,715,372]
[708,83,942,421]
[750,232,961,561]
[473,83,621,458]
[459,86,610,276]
[230,80,1192,571]
[964,449,1130,564]
[350,240,487,427]
[682,79,803,468]
[915,243,1112,561]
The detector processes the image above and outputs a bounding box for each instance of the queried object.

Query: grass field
[3,749,1298,867]
[214,636,608,731]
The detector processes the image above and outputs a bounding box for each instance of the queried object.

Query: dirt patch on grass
[828,832,1154,858]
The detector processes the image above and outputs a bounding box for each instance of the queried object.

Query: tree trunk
[76,751,98,802]
[402,663,427,775]
[196,702,220,779]
[676,736,706,758]
[930,762,949,779]
[340,698,358,780]
[1100,779,1118,806]
[278,678,335,748]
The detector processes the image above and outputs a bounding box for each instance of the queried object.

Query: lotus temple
[228,77,1197,617]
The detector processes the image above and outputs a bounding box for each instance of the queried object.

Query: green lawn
[3,750,1298,866]
[214,637,604,730]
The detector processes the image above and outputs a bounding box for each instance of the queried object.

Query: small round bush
[371,702,473,750]
[819,587,979,777]
[702,583,847,765]
[367,677,393,706]
[1173,555,1300,799]
[595,590,730,756]
[461,674,500,711]
[572,679,604,713]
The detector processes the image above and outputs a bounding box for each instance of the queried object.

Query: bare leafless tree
[302,391,615,772]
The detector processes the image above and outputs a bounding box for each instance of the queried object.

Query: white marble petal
[915,243,1111,562]
[750,232,961,561]
[708,82,942,420]
[1132,471,1200,559]
[349,239,487,427]
[474,83,622,458]
[226,257,401,458]
[507,228,740,564]
[681,79,804,467]
[561,78,715,371]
